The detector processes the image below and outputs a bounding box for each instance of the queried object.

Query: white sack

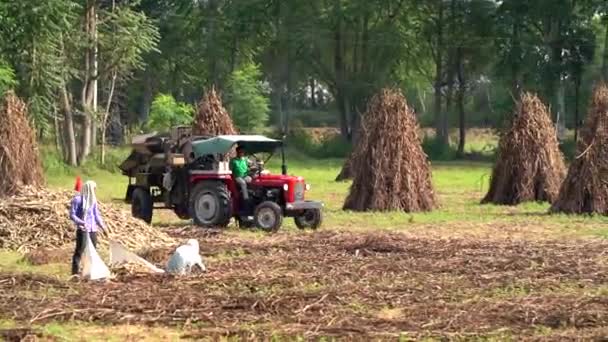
[81,233,111,280]
[109,240,165,274]
[166,239,206,275]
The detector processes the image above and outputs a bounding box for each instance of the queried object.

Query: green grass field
[2,140,608,340]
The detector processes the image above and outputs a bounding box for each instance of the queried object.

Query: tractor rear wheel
[131,188,153,224]
[189,181,232,228]
[254,201,283,232]
[294,209,323,230]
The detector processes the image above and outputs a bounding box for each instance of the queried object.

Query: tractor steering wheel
[247,155,264,177]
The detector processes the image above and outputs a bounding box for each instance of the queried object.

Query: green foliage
[147,94,194,132]
[227,63,270,133]
[289,110,337,127]
[559,138,578,161]
[422,136,459,161]
[99,4,160,76]
[0,0,79,133]
[0,61,16,96]
[284,122,351,159]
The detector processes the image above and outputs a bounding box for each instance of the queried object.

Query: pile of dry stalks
[343,88,436,212]
[0,92,44,197]
[0,187,175,252]
[193,86,237,136]
[482,93,566,205]
[335,154,353,181]
[552,84,608,214]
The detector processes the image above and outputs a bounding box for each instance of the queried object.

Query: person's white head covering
[81,180,97,215]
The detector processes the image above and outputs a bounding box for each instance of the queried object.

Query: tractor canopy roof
[191,135,282,158]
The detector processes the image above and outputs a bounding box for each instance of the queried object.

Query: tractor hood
[191,135,282,158]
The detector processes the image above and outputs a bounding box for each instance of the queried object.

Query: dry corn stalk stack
[481,93,566,205]
[0,92,44,197]
[343,88,437,212]
[193,86,237,136]
[335,153,353,181]
[0,187,175,253]
[551,84,608,214]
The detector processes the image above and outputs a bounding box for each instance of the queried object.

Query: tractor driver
[230,146,252,202]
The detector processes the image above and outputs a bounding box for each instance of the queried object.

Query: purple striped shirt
[69,195,105,232]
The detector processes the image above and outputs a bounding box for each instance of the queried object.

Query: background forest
[1,0,607,165]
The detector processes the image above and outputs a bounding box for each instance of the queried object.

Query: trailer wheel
[254,201,283,232]
[131,188,153,224]
[189,181,232,228]
[294,209,323,230]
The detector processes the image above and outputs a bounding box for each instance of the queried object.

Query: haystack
[193,86,237,135]
[335,154,353,181]
[481,93,566,205]
[551,84,608,214]
[343,88,436,212]
[0,92,44,197]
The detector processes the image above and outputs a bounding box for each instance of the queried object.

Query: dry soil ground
[2,228,608,341]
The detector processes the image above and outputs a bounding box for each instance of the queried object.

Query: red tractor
[119,127,323,232]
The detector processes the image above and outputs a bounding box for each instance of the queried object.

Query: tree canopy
[0,0,606,163]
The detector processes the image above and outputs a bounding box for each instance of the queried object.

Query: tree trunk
[283,4,293,135]
[60,86,78,166]
[310,78,316,108]
[101,72,117,164]
[456,48,466,156]
[555,78,566,140]
[53,107,62,155]
[603,20,608,81]
[334,1,349,140]
[79,0,97,164]
[445,47,456,142]
[140,69,153,123]
[433,3,448,146]
[91,5,98,149]
[574,75,581,143]
[206,0,220,85]
[510,21,523,100]
[273,79,284,132]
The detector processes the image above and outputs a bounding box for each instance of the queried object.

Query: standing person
[69,180,106,275]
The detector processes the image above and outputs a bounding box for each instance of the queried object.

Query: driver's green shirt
[230,157,248,178]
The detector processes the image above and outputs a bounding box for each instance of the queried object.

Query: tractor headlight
[305,184,311,191]
[283,184,289,191]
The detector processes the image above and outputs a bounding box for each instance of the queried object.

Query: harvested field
[2,230,608,339]
[23,248,72,266]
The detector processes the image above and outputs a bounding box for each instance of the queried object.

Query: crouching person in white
[166,239,206,275]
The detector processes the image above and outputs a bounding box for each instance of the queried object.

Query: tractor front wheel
[254,201,283,232]
[131,188,153,224]
[294,209,323,230]
[189,181,232,228]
